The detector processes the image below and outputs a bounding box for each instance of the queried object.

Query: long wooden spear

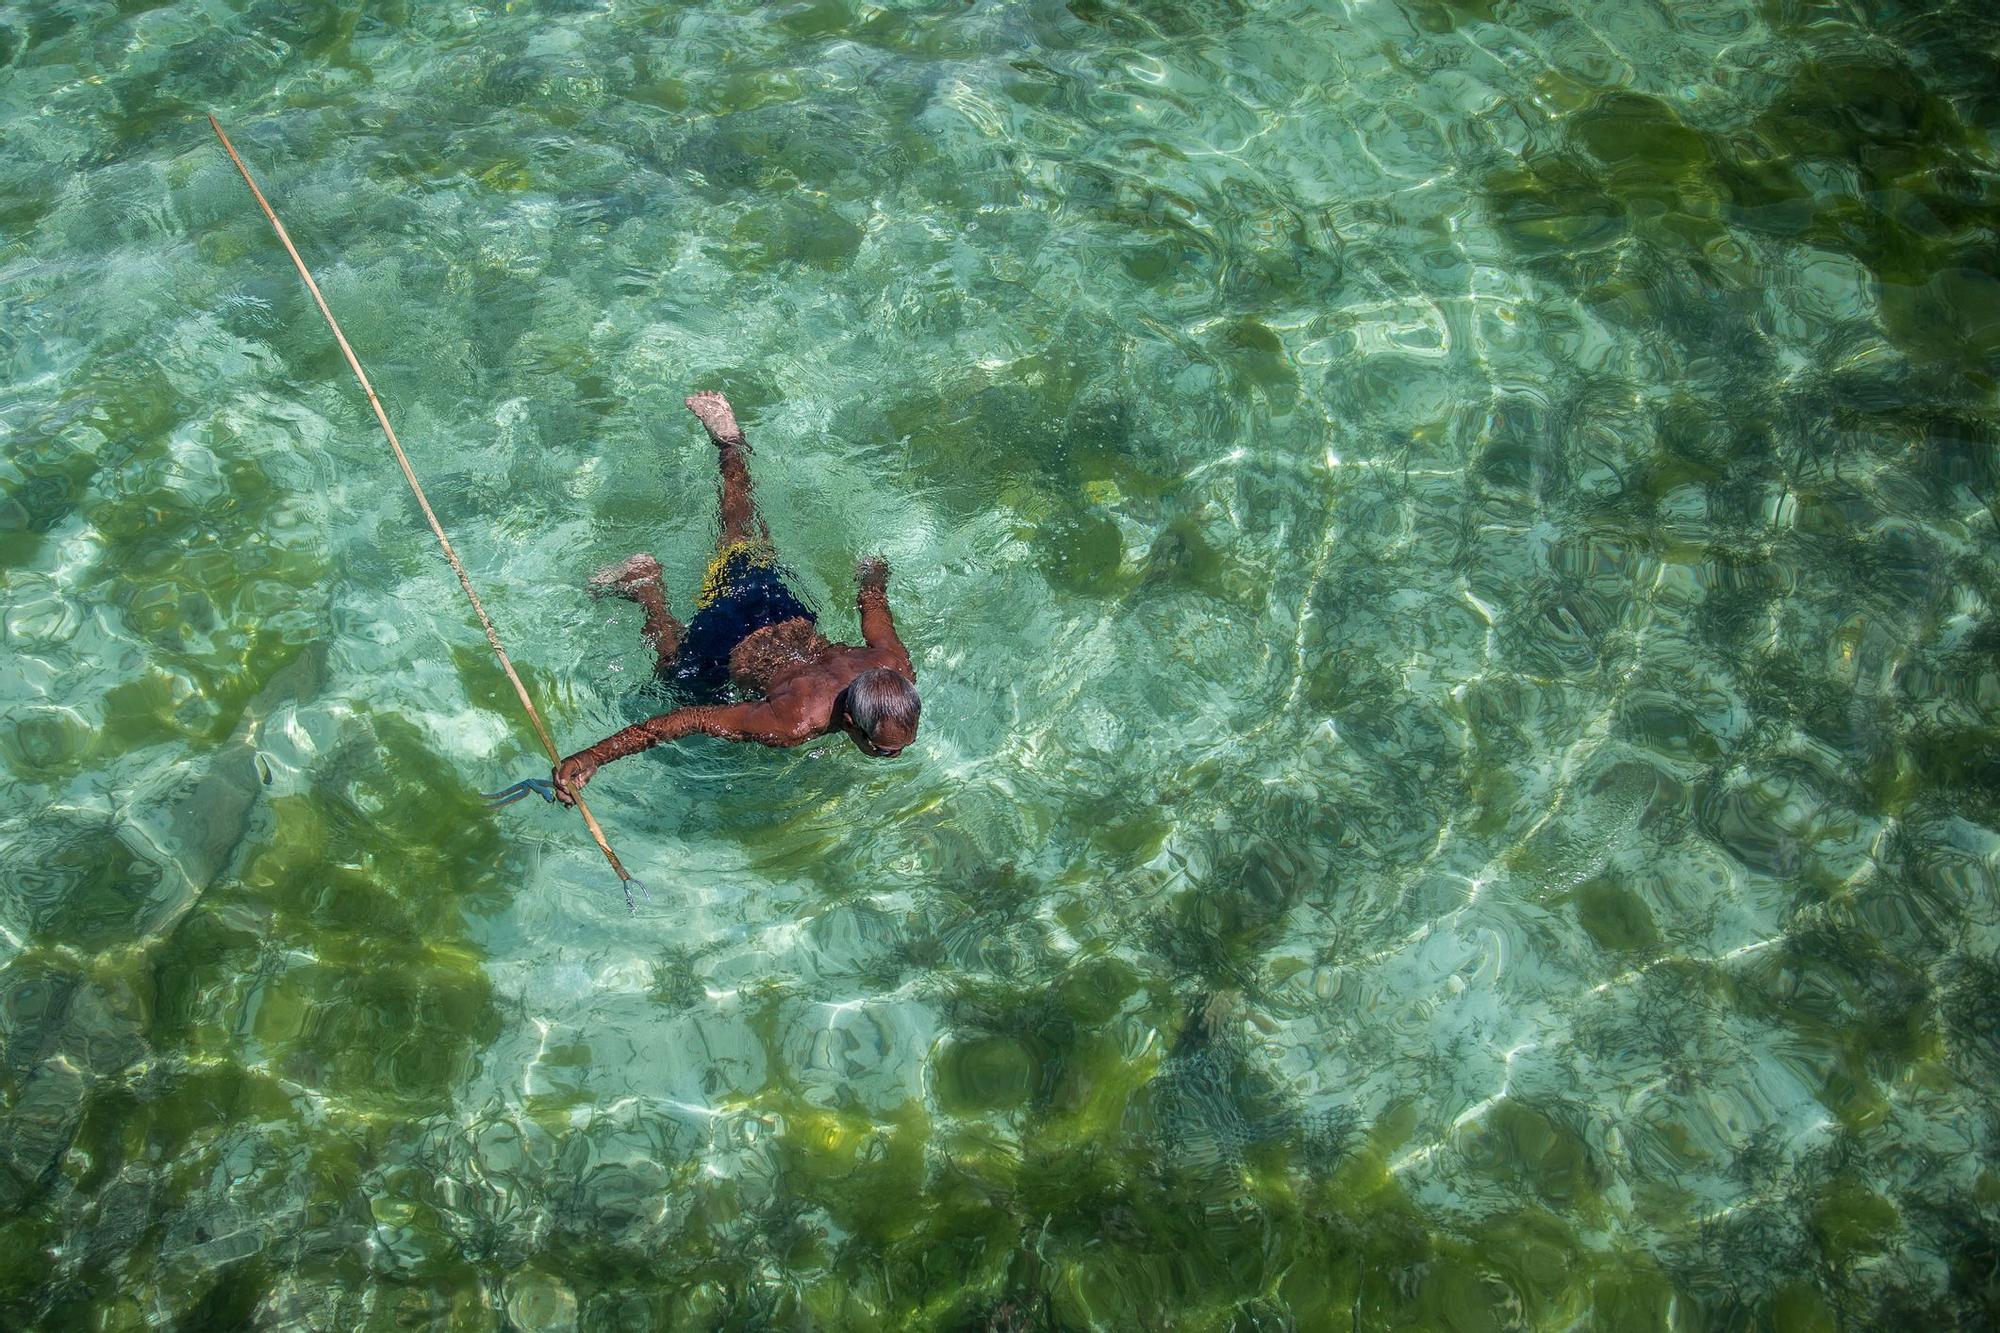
[208,115,640,908]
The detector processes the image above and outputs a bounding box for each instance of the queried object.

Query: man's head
[840,668,920,758]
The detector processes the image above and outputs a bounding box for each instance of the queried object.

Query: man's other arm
[855,556,913,676]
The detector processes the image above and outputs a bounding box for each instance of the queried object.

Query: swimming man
[549,391,920,805]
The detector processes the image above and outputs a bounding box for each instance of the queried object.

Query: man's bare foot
[686,391,744,446]
[589,553,663,602]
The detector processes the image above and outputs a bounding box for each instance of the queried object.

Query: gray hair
[846,668,921,737]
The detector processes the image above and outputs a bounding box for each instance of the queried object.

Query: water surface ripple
[3,0,1999,1327]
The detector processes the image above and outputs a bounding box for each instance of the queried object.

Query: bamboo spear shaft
[208,115,639,906]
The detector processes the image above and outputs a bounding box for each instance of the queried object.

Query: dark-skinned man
[549,390,920,805]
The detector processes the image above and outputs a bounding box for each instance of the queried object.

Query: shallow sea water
[4,0,2000,1327]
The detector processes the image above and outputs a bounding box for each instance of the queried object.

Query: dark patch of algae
[0,715,509,1328]
[883,339,1264,608]
[1484,37,2000,394]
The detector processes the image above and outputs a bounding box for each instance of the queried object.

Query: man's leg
[590,553,683,673]
[686,391,769,550]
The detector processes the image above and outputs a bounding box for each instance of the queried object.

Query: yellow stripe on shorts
[695,540,778,610]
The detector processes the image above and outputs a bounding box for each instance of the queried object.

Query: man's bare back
[551,392,920,804]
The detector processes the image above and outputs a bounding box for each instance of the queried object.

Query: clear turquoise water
[4,0,2000,1327]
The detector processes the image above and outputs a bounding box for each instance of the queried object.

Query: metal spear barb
[208,114,640,909]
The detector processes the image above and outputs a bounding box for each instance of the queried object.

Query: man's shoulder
[758,672,842,734]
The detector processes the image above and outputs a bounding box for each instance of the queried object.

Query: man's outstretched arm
[553,702,803,803]
[855,556,912,674]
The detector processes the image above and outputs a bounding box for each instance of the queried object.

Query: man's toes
[589,554,663,600]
